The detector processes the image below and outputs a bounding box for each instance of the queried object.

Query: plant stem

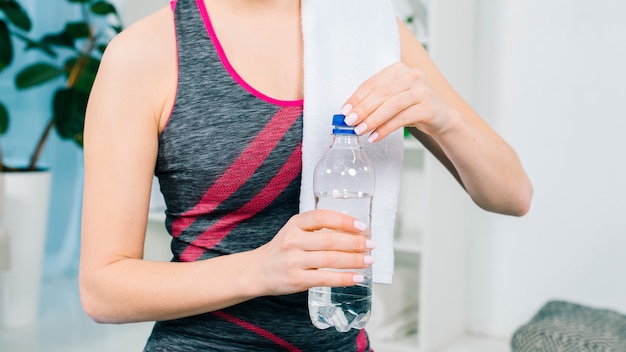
[68,10,96,87]
[28,32,96,170]
[27,118,54,171]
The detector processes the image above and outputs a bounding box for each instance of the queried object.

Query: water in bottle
[308,114,375,333]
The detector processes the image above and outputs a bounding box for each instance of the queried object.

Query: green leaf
[0,102,9,135]
[91,1,117,16]
[41,31,74,49]
[39,22,91,50]
[13,31,57,57]
[53,88,88,141]
[111,24,122,34]
[15,63,64,89]
[0,20,12,70]
[65,22,90,39]
[0,0,32,31]
[42,26,80,49]
[64,56,101,95]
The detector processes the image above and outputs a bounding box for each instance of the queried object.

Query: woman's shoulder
[101,6,176,78]
[92,6,177,127]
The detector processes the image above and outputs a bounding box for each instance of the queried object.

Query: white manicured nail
[344,112,358,126]
[353,275,365,283]
[364,255,376,265]
[340,104,352,115]
[354,122,367,135]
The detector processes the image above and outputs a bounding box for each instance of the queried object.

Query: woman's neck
[205,0,300,15]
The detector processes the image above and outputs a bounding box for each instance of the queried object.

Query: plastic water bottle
[308,114,375,332]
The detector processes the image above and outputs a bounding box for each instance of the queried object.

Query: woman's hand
[339,45,532,216]
[340,62,456,142]
[252,209,376,296]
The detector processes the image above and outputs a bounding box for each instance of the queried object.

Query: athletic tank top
[145,0,371,351]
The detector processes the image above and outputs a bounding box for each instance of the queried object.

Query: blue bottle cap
[331,114,356,135]
[332,114,349,127]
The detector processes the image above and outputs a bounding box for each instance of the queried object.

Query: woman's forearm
[79,251,262,324]
[430,109,533,216]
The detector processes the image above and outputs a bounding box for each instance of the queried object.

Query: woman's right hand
[252,209,376,296]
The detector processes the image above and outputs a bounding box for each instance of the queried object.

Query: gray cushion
[511,300,626,352]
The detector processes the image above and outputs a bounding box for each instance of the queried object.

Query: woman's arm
[340,19,533,216]
[79,8,372,324]
[79,8,256,323]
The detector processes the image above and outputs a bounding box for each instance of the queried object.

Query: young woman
[80,0,532,350]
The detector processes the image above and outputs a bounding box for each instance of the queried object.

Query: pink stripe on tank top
[180,143,302,261]
[170,105,301,239]
[212,310,303,352]
[356,329,371,351]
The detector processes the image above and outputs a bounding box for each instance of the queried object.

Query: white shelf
[394,240,422,254]
[393,0,430,46]
[404,137,426,151]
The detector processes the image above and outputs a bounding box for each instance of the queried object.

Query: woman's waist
[147,294,364,351]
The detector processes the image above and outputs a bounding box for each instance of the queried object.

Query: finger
[341,63,416,126]
[299,231,376,252]
[307,251,375,271]
[344,83,408,131]
[344,63,401,109]
[296,209,366,233]
[358,88,421,138]
[367,112,410,142]
[302,269,368,288]
[350,84,402,126]
[367,93,435,142]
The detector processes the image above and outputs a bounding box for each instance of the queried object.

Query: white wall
[469,0,626,338]
[113,0,170,25]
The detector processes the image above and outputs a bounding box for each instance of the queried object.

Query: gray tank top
[146,0,370,350]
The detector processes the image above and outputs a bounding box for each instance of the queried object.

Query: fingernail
[340,104,352,115]
[364,255,376,265]
[344,112,358,126]
[354,122,367,135]
[368,131,379,143]
[365,239,376,249]
[353,275,364,283]
[354,220,367,231]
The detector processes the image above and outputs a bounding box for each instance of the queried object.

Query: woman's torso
[152,0,304,131]
[145,0,369,351]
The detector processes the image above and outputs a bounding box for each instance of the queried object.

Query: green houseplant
[0,0,122,171]
[0,0,122,328]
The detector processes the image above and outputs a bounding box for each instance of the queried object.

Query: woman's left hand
[340,62,457,142]
[340,59,532,216]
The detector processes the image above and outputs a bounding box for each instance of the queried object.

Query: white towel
[300,0,404,284]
